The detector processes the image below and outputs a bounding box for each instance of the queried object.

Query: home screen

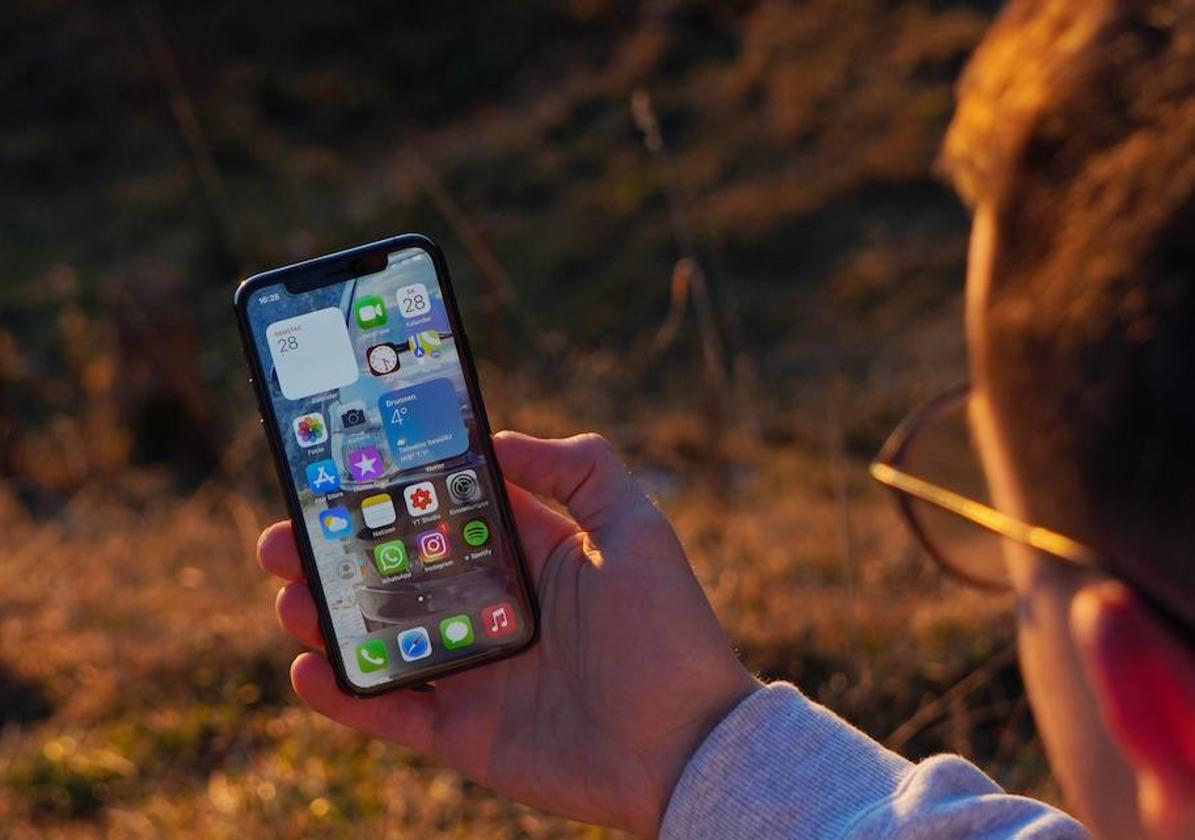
[245,246,529,689]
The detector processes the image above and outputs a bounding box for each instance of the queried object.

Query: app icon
[339,400,368,430]
[397,282,431,319]
[367,342,402,376]
[354,294,388,330]
[409,330,442,359]
[319,507,353,539]
[403,481,440,516]
[446,469,482,504]
[361,493,397,529]
[355,639,389,673]
[482,602,517,638]
[440,614,475,650]
[347,446,384,482]
[416,527,449,563]
[461,518,490,547]
[397,627,432,662]
[305,459,341,494]
[373,540,409,575]
[292,412,328,447]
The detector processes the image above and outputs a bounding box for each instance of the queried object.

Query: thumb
[493,431,654,538]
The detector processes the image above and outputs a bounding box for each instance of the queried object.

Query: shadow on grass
[0,660,53,726]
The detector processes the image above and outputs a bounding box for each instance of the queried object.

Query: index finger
[257,520,305,581]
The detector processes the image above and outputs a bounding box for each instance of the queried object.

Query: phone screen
[241,243,534,691]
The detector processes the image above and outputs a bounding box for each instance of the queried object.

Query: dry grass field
[0,321,1054,838]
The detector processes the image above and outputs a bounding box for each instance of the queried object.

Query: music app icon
[481,602,517,638]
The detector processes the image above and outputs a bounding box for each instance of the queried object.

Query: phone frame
[233,233,539,697]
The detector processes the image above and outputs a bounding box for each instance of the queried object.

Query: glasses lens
[899,393,1012,589]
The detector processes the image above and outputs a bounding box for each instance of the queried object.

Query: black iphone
[234,233,537,696]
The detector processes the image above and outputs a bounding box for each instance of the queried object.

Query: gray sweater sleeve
[659,683,1088,840]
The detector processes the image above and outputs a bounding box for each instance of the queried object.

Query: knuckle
[572,432,615,459]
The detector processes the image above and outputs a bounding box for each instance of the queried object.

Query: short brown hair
[941,0,1195,619]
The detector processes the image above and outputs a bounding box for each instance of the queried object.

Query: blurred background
[0,1,1041,837]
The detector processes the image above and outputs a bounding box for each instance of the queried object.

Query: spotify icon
[461,518,490,548]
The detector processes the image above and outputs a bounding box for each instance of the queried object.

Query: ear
[1072,581,1195,839]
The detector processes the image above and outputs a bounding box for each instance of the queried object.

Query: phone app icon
[373,540,409,575]
[416,527,449,564]
[446,469,482,504]
[361,493,397,529]
[367,342,402,377]
[439,615,474,650]
[319,507,353,539]
[408,329,442,359]
[482,602,517,638]
[355,295,388,330]
[355,639,389,673]
[292,412,328,447]
[305,459,341,495]
[347,445,384,482]
[339,400,368,430]
[461,518,490,547]
[403,481,440,516]
[397,627,432,662]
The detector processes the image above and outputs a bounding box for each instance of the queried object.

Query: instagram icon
[417,527,450,564]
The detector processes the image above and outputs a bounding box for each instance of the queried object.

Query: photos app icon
[292,412,327,447]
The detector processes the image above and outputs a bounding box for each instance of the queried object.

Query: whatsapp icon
[373,540,409,575]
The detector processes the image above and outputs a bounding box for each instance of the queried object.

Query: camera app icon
[339,400,368,430]
[446,469,482,504]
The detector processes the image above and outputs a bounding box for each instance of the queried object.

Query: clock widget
[366,342,402,377]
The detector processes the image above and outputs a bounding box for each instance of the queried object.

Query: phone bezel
[233,233,539,697]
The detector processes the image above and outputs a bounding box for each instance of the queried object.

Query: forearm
[659,682,1088,840]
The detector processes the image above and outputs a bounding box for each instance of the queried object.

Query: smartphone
[234,233,537,695]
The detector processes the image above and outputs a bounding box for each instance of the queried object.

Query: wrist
[636,669,764,837]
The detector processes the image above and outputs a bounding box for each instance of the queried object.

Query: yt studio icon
[446,469,482,505]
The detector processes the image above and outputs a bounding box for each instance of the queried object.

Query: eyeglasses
[869,383,1103,590]
[870,383,1195,646]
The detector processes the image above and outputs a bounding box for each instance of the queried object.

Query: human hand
[258,432,760,837]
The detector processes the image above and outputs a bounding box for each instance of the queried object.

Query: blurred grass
[0,0,1064,837]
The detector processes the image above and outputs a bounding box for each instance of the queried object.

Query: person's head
[940,0,1195,836]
